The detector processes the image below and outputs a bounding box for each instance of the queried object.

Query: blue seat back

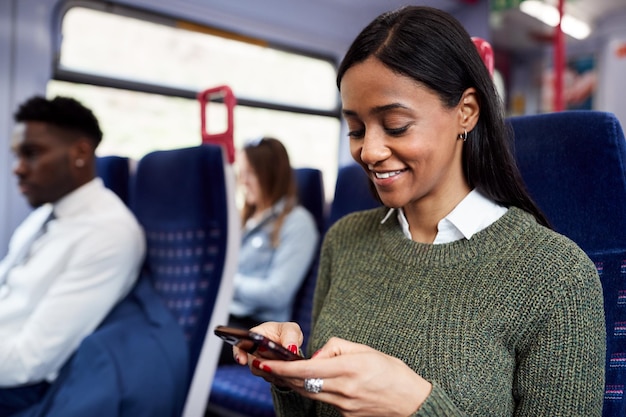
[292,168,325,347]
[96,155,130,204]
[509,111,626,254]
[295,167,326,234]
[129,144,238,417]
[327,163,381,229]
[509,111,626,416]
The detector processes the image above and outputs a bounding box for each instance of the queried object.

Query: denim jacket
[230,199,319,322]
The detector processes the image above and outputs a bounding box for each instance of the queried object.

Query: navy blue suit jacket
[15,278,189,417]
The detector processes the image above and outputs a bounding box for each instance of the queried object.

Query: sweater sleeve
[271,386,316,417]
[512,255,605,416]
[413,382,465,416]
[415,252,605,417]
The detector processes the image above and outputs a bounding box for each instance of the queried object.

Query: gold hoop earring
[458,129,468,142]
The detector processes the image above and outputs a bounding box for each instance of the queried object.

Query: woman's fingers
[252,338,432,417]
[251,321,304,354]
[311,337,375,359]
[233,321,305,366]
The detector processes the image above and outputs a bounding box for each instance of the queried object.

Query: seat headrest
[509,111,626,253]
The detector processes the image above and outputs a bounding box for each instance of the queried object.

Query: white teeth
[374,170,403,179]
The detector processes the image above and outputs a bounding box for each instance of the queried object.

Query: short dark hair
[337,6,549,227]
[14,96,103,147]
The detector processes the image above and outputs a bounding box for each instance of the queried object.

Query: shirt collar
[381,189,508,243]
[52,178,103,219]
[244,197,290,231]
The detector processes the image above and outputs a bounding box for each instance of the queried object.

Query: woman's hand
[251,337,433,417]
[232,321,304,387]
[233,321,304,365]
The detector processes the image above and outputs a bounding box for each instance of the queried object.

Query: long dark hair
[337,6,549,227]
[241,137,298,246]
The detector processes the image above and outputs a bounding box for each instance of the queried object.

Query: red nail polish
[252,359,271,373]
[311,349,322,358]
[287,344,298,355]
[234,354,239,363]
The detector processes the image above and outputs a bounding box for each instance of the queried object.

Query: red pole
[553,0,565,111]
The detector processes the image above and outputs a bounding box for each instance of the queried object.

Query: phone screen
[214,325,303,361]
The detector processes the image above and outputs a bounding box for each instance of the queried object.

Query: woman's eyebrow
[342,102,409,118]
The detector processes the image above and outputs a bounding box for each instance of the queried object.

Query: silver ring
[303,377,324,394]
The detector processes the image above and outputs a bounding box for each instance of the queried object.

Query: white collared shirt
[0,178,145,386]
[383,189,508,244]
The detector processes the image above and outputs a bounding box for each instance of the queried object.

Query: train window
[50,5,340,199]
[57,7,337,111]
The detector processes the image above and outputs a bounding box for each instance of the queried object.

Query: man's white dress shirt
[0,178,145,386]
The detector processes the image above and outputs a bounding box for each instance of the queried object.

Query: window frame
[52,0,342,119]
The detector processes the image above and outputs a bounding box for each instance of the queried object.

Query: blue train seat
[292,167,326,350]
[13,278,189,417]
[130,144,240,417]
[95,155,131,204]
[508,111,626,417]
[295,167,326,234]
[207,167,325,417]
[327,163,381,229]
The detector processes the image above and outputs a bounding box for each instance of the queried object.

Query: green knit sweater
[272,207,605,416]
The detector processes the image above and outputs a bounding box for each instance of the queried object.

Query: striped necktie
[0,206,55,299]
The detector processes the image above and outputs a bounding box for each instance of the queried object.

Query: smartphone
[214,325,303,361]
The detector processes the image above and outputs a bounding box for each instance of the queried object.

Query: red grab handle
[198,85,237,163]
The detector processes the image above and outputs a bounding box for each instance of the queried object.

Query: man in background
[0,96,145,415]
